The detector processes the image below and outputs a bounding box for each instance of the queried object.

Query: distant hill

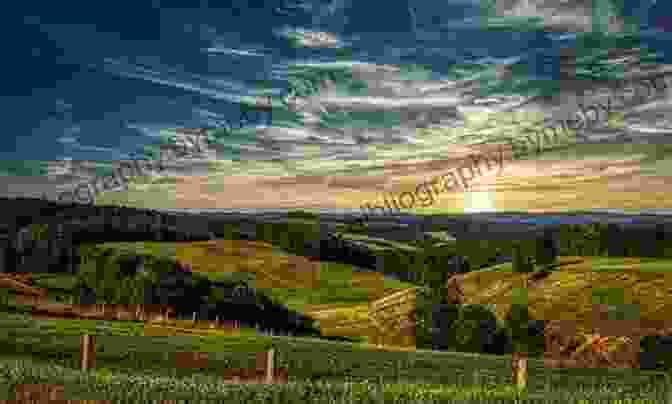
[86,240,415,345]
[456,256,672,328]
[449,256,672,366]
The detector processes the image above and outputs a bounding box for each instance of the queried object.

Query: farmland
[456,256,672,327]
[0,311,668,402]
[3,205,672,402]
[78,239,414,343]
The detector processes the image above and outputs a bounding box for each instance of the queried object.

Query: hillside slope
[451,256,672,366]
[456,256,672,327]
[92,240,416,344]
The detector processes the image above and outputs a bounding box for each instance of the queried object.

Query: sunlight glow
[463,191,497,213]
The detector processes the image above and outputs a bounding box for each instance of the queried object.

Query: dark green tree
[0,288,9,309]
[505,303,545,357]
[640,335,672,371]
[605,223,626,257]
[512,242,533,273]
[452,304,500,353]
[534,230,558,267]
[655,224,669,258]
[430,302,461,351]
[413,286,433,348]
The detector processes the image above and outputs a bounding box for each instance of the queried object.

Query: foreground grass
[0,312,668,396]
[0,356,667,403]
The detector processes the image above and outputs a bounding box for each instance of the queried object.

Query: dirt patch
[544,316,672,369]
[11,384,68,402]
[526,269,553,287]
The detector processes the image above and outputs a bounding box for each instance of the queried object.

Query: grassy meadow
[0,310,669,402]
[457,256,672,328]
[3,217,672,402]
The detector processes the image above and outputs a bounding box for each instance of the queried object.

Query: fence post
[377,375,384,403]
[80,334,96,371]
[256,348,274,383]
[512,352,528,390]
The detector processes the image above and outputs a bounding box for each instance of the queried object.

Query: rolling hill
[80,239,416,344]
[450,256,672,367]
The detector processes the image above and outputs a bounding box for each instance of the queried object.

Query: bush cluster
[420,300,545,358]
[640,335,672,372]
[557,222,672,258]
[75,245,320,336]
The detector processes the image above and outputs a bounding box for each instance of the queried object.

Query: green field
[457,256,672,326]
[0,356,667,403]
[5,217,672,402]
[0,311,668,403]
[83,240,413,312]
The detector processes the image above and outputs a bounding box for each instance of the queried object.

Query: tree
[512,243,533,273]
[413,287,434,349]
[461,256,471,273]
[453,304,499,353]
[431,303,461,351]
[584,223,601,256]
[505,303,545,357]
[485,326,513,355]
[605,223,626,257]
[535,230,558,267]
[640,335,672,371]
[506,303,530,347]
[0,288,9,308]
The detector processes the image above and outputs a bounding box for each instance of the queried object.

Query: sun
[463,191,497,213]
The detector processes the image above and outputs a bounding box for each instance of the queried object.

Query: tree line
[76,244,321,337]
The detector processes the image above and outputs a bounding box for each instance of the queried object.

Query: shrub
[504,303,545,357]
[452,304,499,354]
[413,287,434,349]
[287,210,319,220]
[534,230,558,267]
[484,326,513,355]
[430,303,461,351]
[512,243,533,273]
[0,289,9,308]
[640,335,672,371]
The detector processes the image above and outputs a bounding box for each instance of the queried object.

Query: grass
[457,256,672,327]
[90,239,410,296]
[4,243,672,401]
[0,356,666,403]
[0,310,668,399]
[76,239,416,343]
[336,233,422,252]
[30,273,79,291]
[580,257,672,273]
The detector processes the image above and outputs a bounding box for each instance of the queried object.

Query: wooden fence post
[256,349,274,383]
[512,352,527,390]
[80,334,96,371]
